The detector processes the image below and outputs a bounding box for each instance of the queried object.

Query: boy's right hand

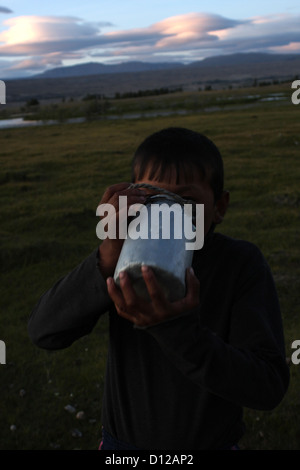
[97,183,147,279]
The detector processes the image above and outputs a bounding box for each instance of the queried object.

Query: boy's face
[134,164,229,236]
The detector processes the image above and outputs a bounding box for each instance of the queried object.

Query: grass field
[0,84,300,450]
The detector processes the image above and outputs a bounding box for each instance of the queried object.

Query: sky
[0,1,300,78]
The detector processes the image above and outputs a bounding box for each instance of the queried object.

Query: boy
[28,127,289,450]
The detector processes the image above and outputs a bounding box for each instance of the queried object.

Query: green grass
[0,85,299,449]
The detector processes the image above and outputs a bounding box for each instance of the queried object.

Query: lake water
[0,112,188,129]
[0,94,289,130]
[0,117,86,129]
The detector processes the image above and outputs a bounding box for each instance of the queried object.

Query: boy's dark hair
[131,127,224,201]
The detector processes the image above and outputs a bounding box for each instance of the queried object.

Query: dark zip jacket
[28,233,289,450]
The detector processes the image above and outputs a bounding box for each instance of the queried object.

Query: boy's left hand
[106,266,200,327]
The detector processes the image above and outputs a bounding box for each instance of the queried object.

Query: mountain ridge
[33,53,300,79]
[5,52,300,104]
[33,60,185,78]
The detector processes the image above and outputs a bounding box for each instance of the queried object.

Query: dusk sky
[0,0,300,78]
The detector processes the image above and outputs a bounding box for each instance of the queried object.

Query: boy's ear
[213,190,230,225]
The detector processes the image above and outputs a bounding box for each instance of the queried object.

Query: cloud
[102,13,244,52]
[0,12,300,77]
[0,6,12,14]
[0,13,246,59]
[0,16,112,47]
[270,41,300,53]
[204,14,300,55]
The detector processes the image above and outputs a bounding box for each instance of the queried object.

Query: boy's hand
[106,266,200,327]
[97,183,147,279]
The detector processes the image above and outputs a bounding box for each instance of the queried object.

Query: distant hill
[6,52,300,105]
[33,61,185,79]
[192,52,300,67]
[32,53,300,79]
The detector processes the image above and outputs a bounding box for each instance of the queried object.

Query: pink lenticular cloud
[104,13,242,49]
[0,12,299,77]
[270,42,300,53]
[153,12,241,35]
[0,15,110,45]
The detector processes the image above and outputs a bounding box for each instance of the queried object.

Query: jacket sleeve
[28,249,112,350]
[144,249,290,411]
